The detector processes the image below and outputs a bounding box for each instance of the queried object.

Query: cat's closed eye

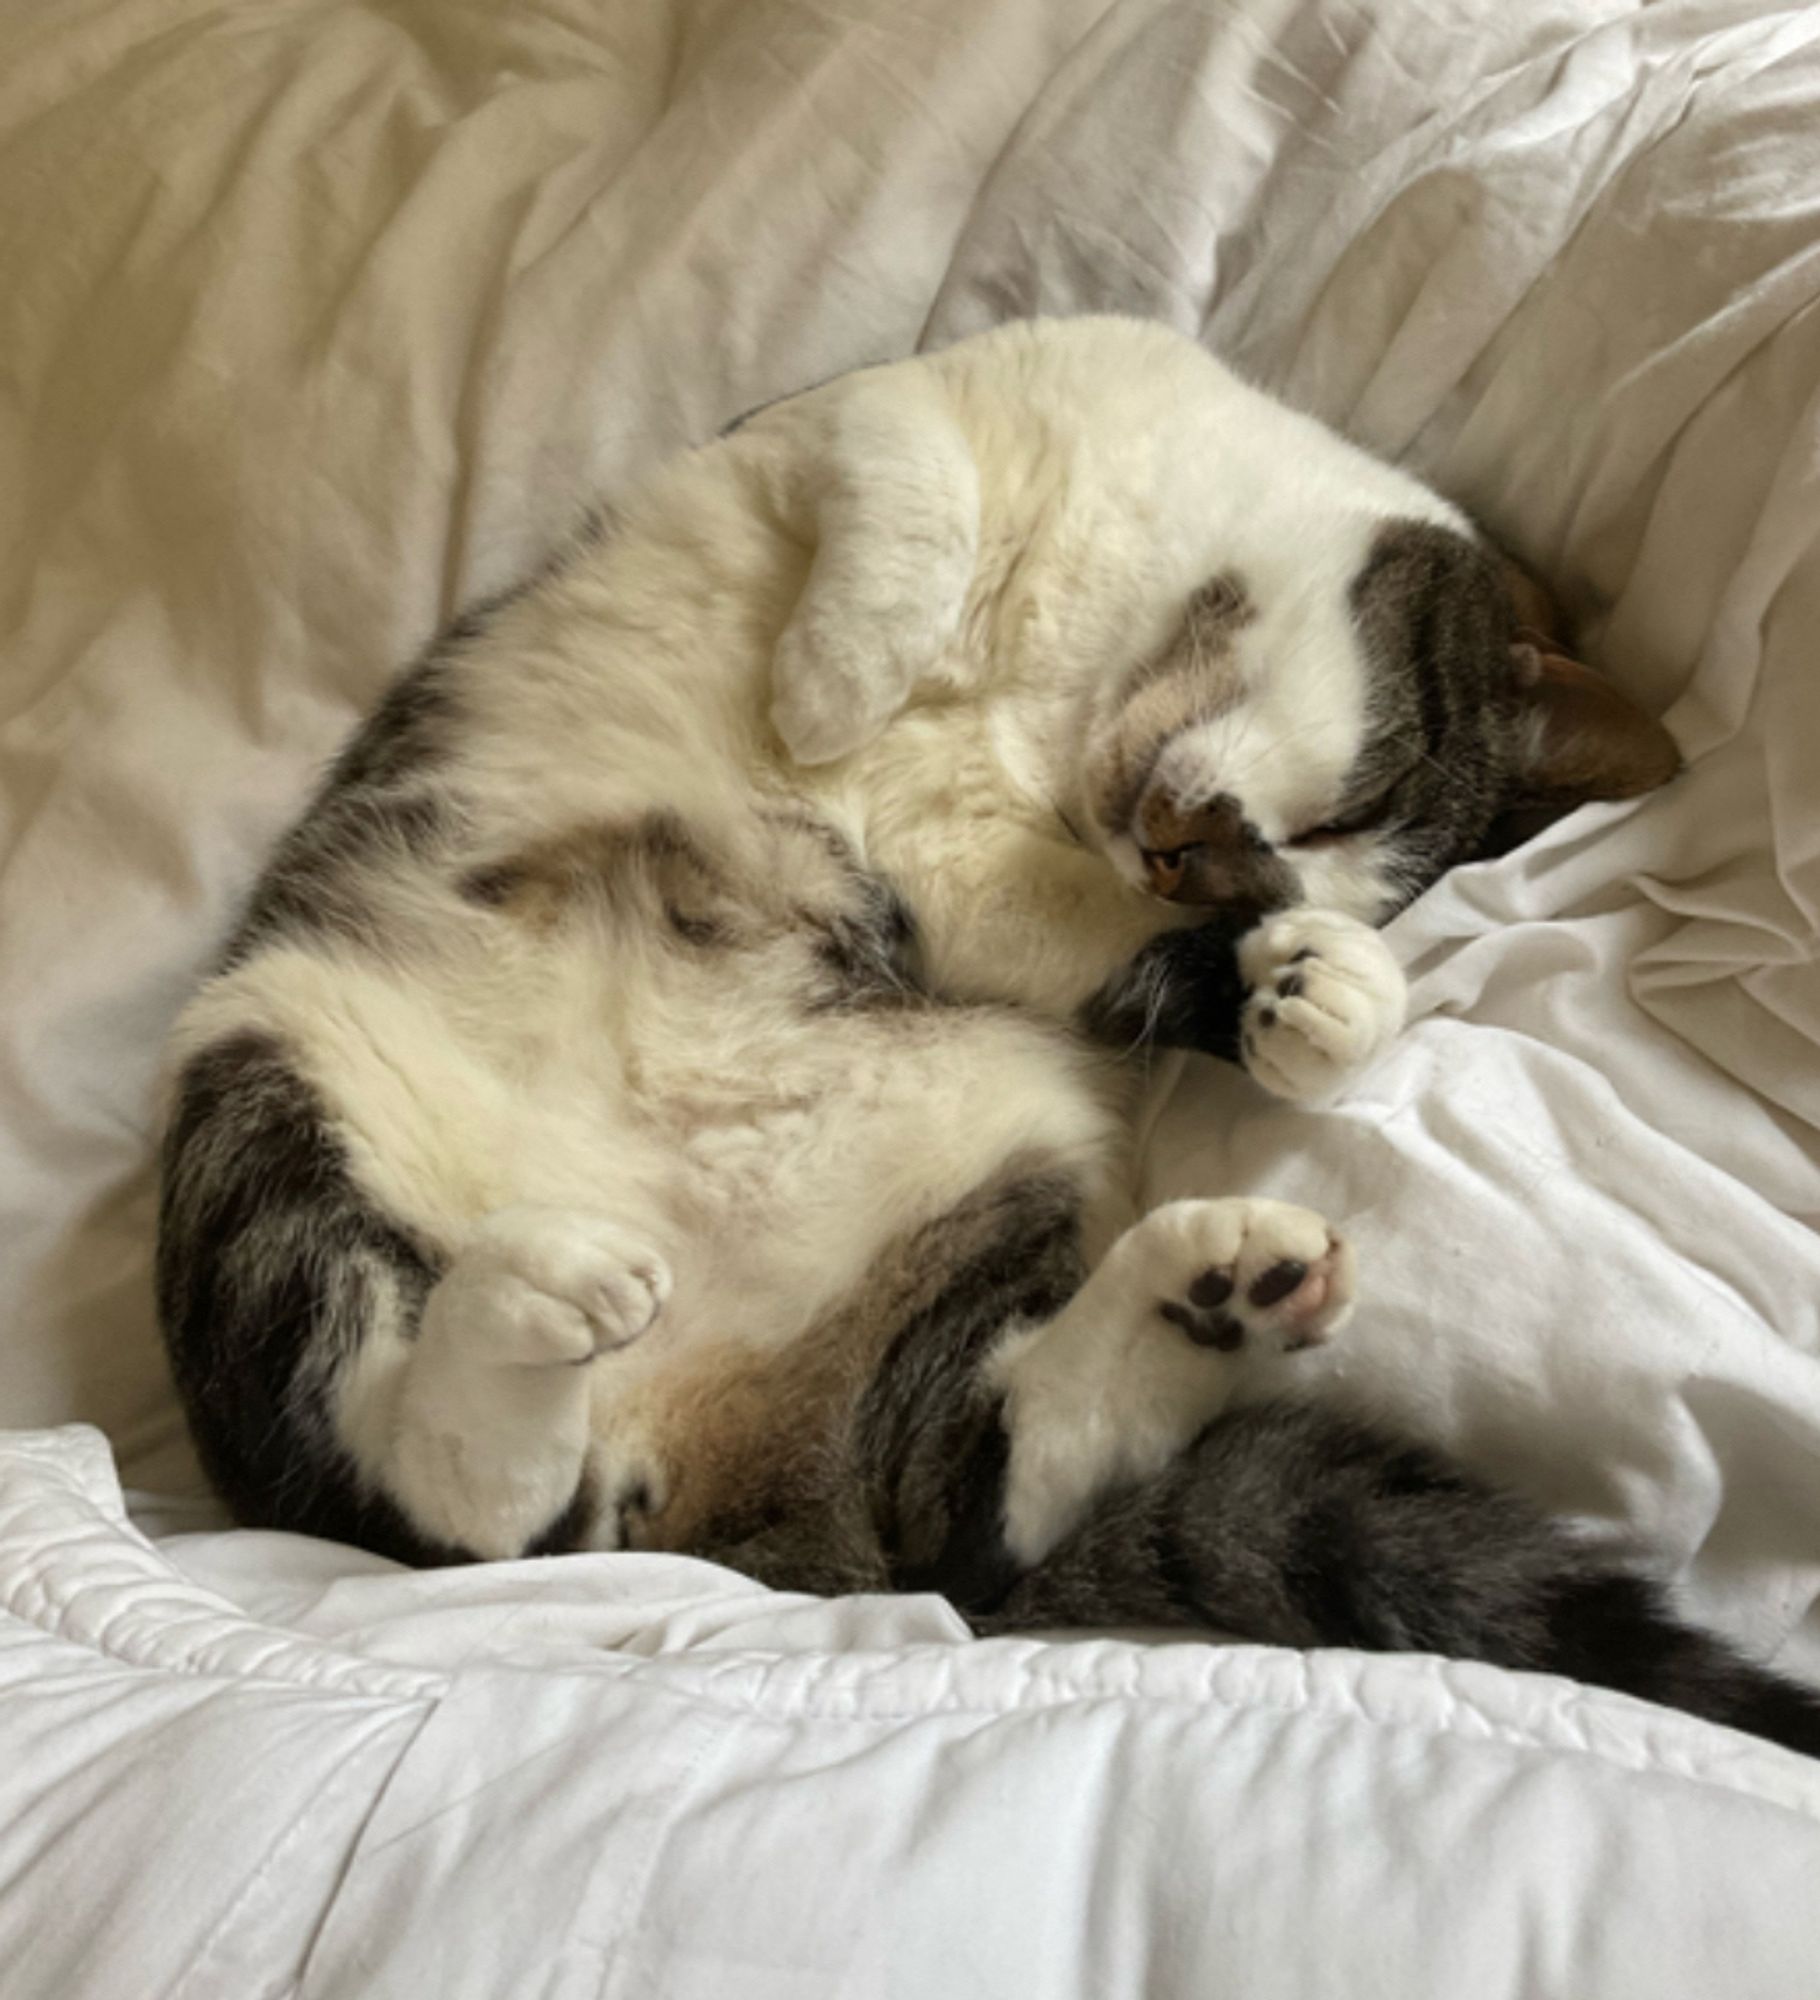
[1286,782,1404,850]
[1287,807,1386,849]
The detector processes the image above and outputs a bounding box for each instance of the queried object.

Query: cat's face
[1081,519,1679,925]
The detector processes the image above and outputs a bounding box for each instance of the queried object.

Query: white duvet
[3,2,1820,1994]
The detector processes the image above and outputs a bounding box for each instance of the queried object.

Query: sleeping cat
[157,315,1820,1754]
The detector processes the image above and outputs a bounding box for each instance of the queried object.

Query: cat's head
[1080,519,1679,924]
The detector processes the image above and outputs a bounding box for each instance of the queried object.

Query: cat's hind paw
[440,1206,671,1365]
[993,1197,1351,1566]
[1146,1196,1354,1354]
[388,1207,669,1559]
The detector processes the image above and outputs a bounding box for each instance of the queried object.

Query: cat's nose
[1135,778,1281,906]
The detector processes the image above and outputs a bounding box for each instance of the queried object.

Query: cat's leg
[383,1206,670,1560]
[989,1197,1354,1568]
[769,371,980,765]
[158,1027,669,1562]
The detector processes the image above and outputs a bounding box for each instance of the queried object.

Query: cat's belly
[571,999,1128,1548]
[624,1000,1118,1349]
[183,891,1128,1554]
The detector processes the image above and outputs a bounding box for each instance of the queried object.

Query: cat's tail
[975,1400,1820,1759]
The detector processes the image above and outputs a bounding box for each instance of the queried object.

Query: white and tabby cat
[158,317,1818,1751]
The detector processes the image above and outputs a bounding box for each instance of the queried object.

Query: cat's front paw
[1238,909,1405,1102]
[770,380,980,765]
[771,545,973,765]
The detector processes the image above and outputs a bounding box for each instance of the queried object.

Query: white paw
[994,1197,1352,1565]
[389,1209,670,1559]
[1238,908,1406,1102]
[770,383,979,765]
[441,1206,671,1366]
[1137,1197,1354,1353]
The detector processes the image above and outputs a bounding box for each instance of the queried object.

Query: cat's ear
[1507,632,1681,807]
[1492,548,1568,647]
[1489,548,1680,807]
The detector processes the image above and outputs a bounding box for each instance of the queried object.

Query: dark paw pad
[1188,1269,1234,1309]
[1275,970,1305,1001]
[1246,1259,1308,1309]
[1159,1282,1245,1351]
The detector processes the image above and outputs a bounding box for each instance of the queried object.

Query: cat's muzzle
[1135,780,1297,911]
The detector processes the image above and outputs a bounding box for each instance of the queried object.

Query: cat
[156,315,1820,1754]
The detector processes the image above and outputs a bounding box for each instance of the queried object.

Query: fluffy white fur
[170,318,1430,1559]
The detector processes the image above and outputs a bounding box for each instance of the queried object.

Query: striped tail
[978,1401,1820,1760]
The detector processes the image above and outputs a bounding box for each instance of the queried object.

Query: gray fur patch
[976,1400,1820,1758]
[690,1170,1086,1605]
[855,1169,1083,1599]
[225,647,468,965]
[1341,519,1519,907]
[804,869,921,1010]
[156,1029,449,1560]
[227,508,616,967]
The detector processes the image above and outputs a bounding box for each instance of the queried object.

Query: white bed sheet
[11,1423,1820,2000]
[3,1,1819,1993]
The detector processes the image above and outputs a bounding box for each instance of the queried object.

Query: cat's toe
[1189,1268,1234,1308]
[575,1245,671,1352]
[1254,1240,1352,1349]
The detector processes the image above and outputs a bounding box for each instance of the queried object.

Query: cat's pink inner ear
[1512,640,1682,806]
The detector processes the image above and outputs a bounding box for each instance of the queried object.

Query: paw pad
[1159,1285,1245,1351]
[1158,1253,1319,1349]
[1247,1259,1307,1308]
[1147,1203,1353,1361]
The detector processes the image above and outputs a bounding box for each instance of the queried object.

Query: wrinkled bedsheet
[3,1,1820,1993]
